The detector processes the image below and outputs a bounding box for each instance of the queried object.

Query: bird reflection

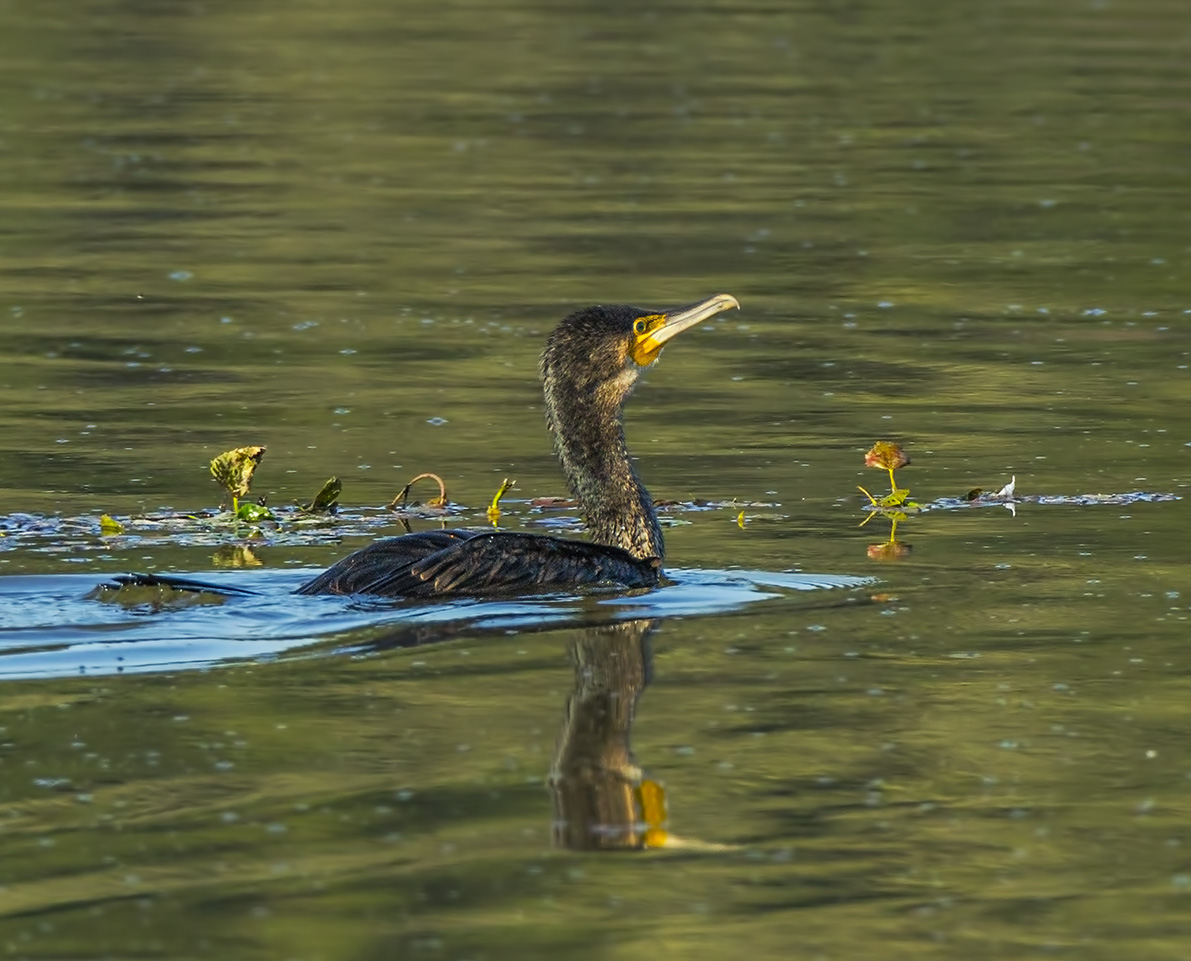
[288,612,702,851]
[550,618,667,851]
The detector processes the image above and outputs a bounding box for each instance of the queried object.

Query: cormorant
[103,294,739,600]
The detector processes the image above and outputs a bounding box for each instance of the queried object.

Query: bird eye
[634,319,647,334]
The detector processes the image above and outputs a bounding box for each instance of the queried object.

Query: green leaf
[234,502,274,523]
[299,477,341,513]
[878,488,910,508]
[99,514,126,535]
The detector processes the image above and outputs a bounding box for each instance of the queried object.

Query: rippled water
[0,567,869,678]
[2,0,1190,957]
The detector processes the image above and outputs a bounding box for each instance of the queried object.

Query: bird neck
[546,386,665,561]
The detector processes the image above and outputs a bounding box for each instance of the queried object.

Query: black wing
[293,529,483,596]
[295,530,659,598]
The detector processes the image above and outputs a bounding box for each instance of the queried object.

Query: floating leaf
[99,514,125,535]
[529,496,576,508]
[859,485,910,508]
[234,501,274,523]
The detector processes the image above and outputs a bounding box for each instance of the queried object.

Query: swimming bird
[103,294,739,600]
[295,293,738,596]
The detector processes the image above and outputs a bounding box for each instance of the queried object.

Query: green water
[2,0,1191,957]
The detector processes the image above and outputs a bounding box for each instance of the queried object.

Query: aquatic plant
[209,446,266,515]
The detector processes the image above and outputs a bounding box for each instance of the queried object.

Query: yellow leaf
[99,514,125,535]
[878,489,910,509]
[210,446,266,508]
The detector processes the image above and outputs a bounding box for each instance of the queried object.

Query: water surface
[2,0,1190,957]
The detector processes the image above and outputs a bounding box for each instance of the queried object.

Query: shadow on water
[0,567,871,680]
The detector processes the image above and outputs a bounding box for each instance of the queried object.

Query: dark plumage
[295,293,739,598]
[102,294,739,601]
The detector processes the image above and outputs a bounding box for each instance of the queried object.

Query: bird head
[540,293,740,407]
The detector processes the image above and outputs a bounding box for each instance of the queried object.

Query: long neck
[545,381,664,561]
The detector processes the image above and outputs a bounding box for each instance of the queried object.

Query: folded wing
[295,530,659,598]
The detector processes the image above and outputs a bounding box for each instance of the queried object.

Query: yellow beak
[633,293,740,365]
